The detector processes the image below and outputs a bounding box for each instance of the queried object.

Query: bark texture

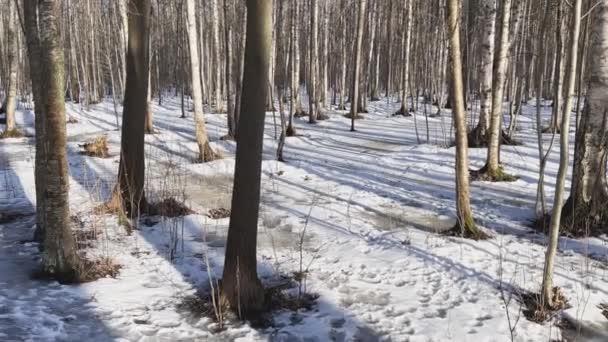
[561,1,608,237]
[222,0,273,318]
[447,0,486,240]
[114,0,151,218]
[186,0,219,162]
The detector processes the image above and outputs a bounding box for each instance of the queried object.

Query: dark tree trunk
[222,0,273,318]
[113,0,151,219]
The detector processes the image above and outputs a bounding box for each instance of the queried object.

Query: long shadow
[63,138,386,340]
[262,184,608,298]
[0,139,115,341]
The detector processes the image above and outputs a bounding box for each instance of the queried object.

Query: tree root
[343,113,365,120]
[0,128,24,139]
[197,142,222,163]
[293,110,308,118]
[470,165,518,182]
[392,105,412,117]
[286,124,297,137]
[442,217,490,240]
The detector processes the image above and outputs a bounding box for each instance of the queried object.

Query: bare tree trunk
[222,0,273,318]
[561,1,608,237]
[348,0,367,131]
[118,0,129,98]
[384,0,393,99]
[548,1,566,133]
[321,0,329,107]
[476,0,514,181]
[31,0,80,281]
[186,0,219,162]
[113,0,151,219]
[308,0,319,123]
[24,0,47,243]
[338,0,348,111]
[468,0,496,147]
[287,0,299,135]
[534,0,551,220]
[447,0,486,239]
[2,0,19,136]
[395,0,413,116]
[211,0,223,113]
[144,26,154,134]
[541,0,582,309]
[223,0,236,139]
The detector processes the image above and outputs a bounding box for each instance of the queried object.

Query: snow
[0,96,607,341]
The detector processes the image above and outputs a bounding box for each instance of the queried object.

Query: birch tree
[468,0,496,147]
[474,0,515,181]
[541,0,582,309]
[25,0,80,281]
[447,0,487,240]
[561,0,608,237]
[186,0,220,162]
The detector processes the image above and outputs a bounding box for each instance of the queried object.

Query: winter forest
[0,0,607,340]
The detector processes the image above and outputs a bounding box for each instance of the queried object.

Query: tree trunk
[308,0,319,123]
[561,1,608,237]
[114,0,151,219]
[23,0,47,242]
[224,0,236,139]
[396,0,413,116]
[468,0,496,147]
[287,0,299,135]
[349,0,367,131]
[212,0,223,113]
[222,0,273,318]
[477,0,514,181]
[144,29,154,134]
[186,0,219,162]
[541,0,582,309]
[33,0,80,282]
[447,0,486,239]
[3,0,19,136]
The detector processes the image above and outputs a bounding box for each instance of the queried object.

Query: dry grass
[0,129,24,139]
[208,208,230,219]
[521,287,570,323]
[79,135,110,158]
[77,257,122,282]
[178,291,230,332]
[147,197,194,217]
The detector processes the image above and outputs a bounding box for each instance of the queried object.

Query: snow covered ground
[0,96,607,341]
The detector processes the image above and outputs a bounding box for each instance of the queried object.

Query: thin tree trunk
[23,0,47,242]
[211,0,223,113]
[541,0,582,309]
[469,0,496,147]
[349,0,367,131]
[186,0,219,162]
[223,0,236,139]
[3,0,19,135]
[477,0,514,181]
[447,0,486,240]
[308,0,319,123]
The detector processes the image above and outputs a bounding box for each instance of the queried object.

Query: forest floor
[0,95,607,341]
